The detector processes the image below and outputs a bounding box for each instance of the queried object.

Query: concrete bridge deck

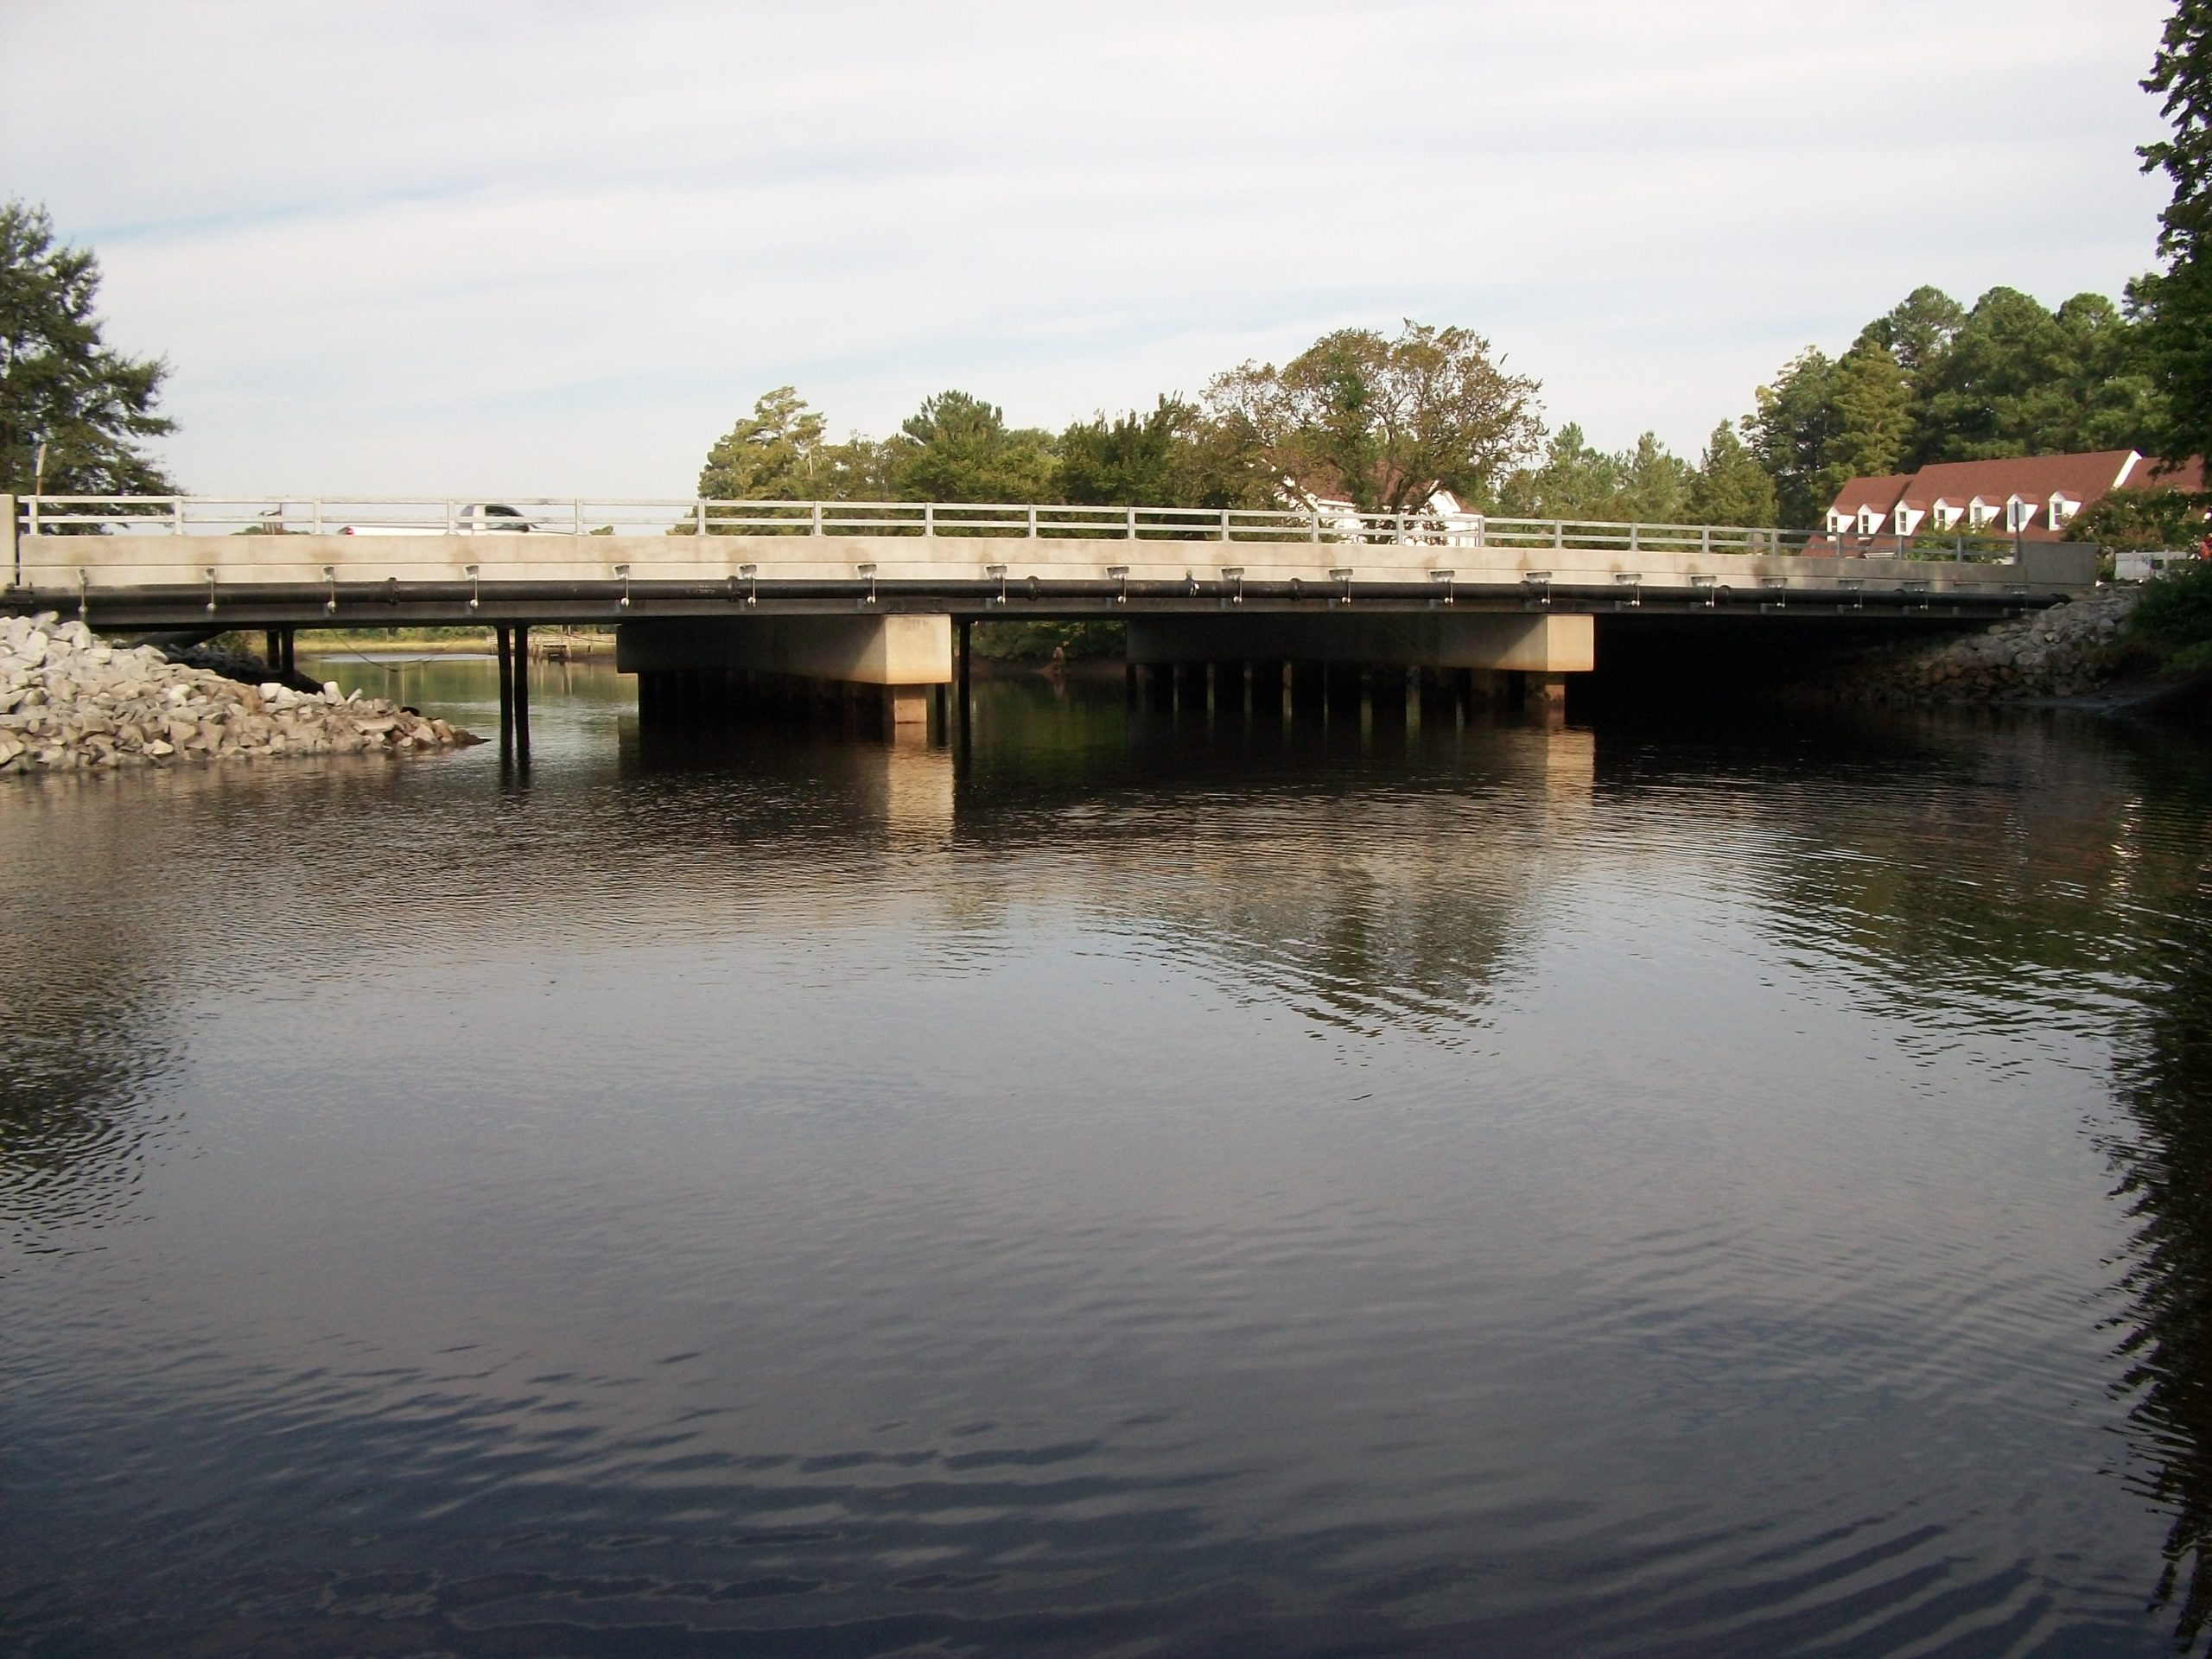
[4,493,2102,747]
[4,493,2097,627]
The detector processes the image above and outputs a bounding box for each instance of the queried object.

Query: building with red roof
[1825,451,2201,543]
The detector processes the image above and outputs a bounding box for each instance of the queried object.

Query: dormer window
[1967,499,1993,531]
[1856,505,1882,535]
[1826,508,1849,534]
[2049,493,2076,526]
[2004,495,2037,533]
[1930,500,1960,531]
[1892,505,1923,536]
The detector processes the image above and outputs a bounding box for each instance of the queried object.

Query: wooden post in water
[495,625,514,752]
[956,618,972,753]
[513,624,531,763]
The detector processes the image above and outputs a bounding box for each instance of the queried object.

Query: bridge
[4,493,2101,747]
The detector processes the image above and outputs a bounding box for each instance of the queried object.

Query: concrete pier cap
[617,614,954,685]
[1123,612,1594,674]
[617,614,952,735]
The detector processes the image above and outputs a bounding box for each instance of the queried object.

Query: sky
[0,0,2178,499]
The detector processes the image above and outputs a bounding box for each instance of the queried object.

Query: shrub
[2130,559,2212,671]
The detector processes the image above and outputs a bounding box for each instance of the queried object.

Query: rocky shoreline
[1799,586,2145,707]
[1,613,479,774]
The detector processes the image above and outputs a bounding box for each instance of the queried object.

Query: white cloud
[0,0,2174,494]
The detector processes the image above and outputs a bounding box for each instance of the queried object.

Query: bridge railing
[11,494,2031,564]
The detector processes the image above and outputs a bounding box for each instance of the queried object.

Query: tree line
[692,275,2179,537]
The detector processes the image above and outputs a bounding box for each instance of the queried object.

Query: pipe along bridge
[4,493,2101,749]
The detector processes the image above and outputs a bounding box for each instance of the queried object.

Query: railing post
[925,502,936,537]
[575,499,585,537]
[813,502,824,536]
[174,497,186,534]
[1629,524,1639,552]
[1220,507,1230,542]
[1028,505,1038,538]
[1395,512,1406,544]
[696,500,707,535]
[1310,511,1319,543]
[312,499,324,535]
[446,501,458,534]
[1127,504,1136,540]
[2,494,15,590]
[1701,525,1711,555]
[1553,520,1563,550]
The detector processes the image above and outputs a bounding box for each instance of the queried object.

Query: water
[4,655,2210,1657]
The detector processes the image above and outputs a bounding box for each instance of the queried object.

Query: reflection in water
[3,659,2211,1656]
[2101,741,2212,1647]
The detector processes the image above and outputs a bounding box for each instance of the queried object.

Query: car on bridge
[340,504,535,536]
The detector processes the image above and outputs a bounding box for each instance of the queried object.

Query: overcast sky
[0,0,2177,498]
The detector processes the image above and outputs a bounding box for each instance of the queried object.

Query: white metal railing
[9,494,2036,563]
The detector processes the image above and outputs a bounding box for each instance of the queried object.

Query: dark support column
[264,630,283,673]
[513,625,531,761]
[1289,660,1325,718]
[1326,662,1363,719]
[956,618,973,750]
[1145,663,1174,713]
[1251,661,1285,721]
[1215,663,1248,718]
[1125,661,1138,707]
[1371,665,1408,727]
[495,625,515,749]
[1176,660,1206,714]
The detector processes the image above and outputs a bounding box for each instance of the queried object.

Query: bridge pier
[618,615,951,742]
[1126,613,1594,725]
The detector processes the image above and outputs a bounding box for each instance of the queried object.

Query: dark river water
[5,653,2212,1658]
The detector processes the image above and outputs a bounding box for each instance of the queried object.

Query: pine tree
[0,200,175,497]
[2133,0,2212,465]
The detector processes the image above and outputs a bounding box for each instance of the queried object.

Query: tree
[1496,425,1693,522]
[1204,320,1542,512]
[1058,395,1281,510]
[1908,287,2161,464]
[1688,421,1778,526]
[1827,335,1912,481]
[0,200,175,497]
[1864,285,1967,385]
[2133,0,2212,466]
[1746,348,1843,528]
[887,390,1058,503]
[1058,397,1193,505]
[696,385,827,499]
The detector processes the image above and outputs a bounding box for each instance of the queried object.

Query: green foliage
[1497,424,1690,521]
[1742,284,2165,527]
[695,386,891,509]
[2131,557,2212,671]
[1828,336,1912,478]
[2071,486,2212,549]
[971,620,1125,661]
[2134,0,2212,466]
[1863,285,1967,381]
[1058,397,1191,505]
[1906,288,2160,464]
[888,390,1057,503]
[1204,320,1541,512]
[1747,348,1845,529]
[1687,422,1778,526]
[0,200,175,497]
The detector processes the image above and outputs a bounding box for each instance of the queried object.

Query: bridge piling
[495,626,515,752]
[514,625,531,761]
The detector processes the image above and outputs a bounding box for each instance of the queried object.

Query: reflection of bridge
[4,493,2101,746]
